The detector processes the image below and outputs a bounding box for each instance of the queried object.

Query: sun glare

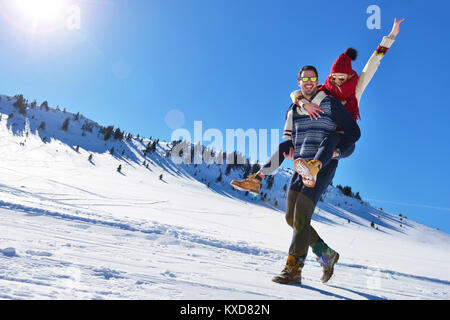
[16,0,65,21]
[0,0,70,33]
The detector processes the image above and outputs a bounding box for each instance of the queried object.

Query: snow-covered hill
[0,95,449,300]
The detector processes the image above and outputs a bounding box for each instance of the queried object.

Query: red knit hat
[330,48,357,75]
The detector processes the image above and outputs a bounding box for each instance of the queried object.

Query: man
[272,66,360,285]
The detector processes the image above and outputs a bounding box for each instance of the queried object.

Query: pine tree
[40,100,49,111]
[216,170,222,183]
[243,159,251,178]
[102,126,114,141]
[88,154,93,162]
[38,121,46,130]
[159,174,163,180]
[61,117,70,131]
[110,147,115,155]
[251,162,261,175]
[266,175,274,190]
[13,95,27,115]
[117,164,122,173]
[225,163,232,176]
[114,128,123,140]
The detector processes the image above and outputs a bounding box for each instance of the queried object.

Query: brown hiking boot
[294,158,322,188]
[317,249,340,283]
[272,255,303,285]
[230,173,261,195]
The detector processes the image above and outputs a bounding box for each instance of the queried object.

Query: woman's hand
[388,17,405,40]
[303,102,324,120]
[332,149,341,159]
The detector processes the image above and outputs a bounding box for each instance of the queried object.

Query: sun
[16,0,66,22]
[0,0,70,33]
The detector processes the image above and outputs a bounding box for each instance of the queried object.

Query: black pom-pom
[345,48,357,61]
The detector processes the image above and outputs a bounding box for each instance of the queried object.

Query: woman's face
[330,73,349,86]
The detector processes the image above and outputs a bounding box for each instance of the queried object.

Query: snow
[0,95,449,300]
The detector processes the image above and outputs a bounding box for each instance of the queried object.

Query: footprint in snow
[161,270,176,278]
[1,247,19,257]
[26,250,53,257]
[93,267,125,280]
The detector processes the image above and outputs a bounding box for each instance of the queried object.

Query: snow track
[1,204,448,300]
[1,95,449,299]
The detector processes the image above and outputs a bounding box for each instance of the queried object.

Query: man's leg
[287,160,339,247]
[300,159,340,282]
[274,161,339,284]
[288,192,316,263]
[286,189,322,253]
[273,189,312,285]
[301,159,338,257]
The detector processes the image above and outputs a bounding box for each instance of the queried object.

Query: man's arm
[290,89,326,120]
[283,106,294,140]
[355,18,404,103]
[330,98,361,156]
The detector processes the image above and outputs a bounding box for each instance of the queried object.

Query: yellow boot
[294,158,322,188]
[272,255,303,285]
[230,173,261,195]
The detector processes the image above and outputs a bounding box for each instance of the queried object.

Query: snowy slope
[0,95,449,300]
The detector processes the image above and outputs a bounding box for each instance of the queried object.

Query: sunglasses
[299,77,318,82]
[331,74,347,81]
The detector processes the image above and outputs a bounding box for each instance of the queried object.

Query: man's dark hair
[298,65,318,80]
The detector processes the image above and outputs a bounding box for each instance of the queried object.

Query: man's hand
[283,147,294,161]
[303,102,324,120]
[388,18,405,40]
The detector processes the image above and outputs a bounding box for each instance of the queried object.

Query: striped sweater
[290,95,361,161]
[291,96,336,160]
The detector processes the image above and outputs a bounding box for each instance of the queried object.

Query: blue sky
[0,0,449,233]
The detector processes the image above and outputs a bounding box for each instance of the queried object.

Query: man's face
[298,70,318,97]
